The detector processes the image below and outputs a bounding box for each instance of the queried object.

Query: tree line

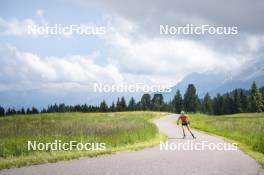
[0,81,263,117]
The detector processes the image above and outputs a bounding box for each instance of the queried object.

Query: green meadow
[189,113,264,167]
[0,111,168,169]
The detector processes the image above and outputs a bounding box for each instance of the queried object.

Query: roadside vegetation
[189,113,264,167]
[0,111,168,169]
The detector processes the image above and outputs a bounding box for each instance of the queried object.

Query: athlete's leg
[186,125,196,139]
[181,125,186,138]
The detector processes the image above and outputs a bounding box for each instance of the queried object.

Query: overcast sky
[0,0,263,94]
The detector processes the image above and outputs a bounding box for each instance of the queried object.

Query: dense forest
[0,81,263,117]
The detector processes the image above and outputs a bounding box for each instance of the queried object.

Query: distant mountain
[163,72,226,100]
[163,57,264,100]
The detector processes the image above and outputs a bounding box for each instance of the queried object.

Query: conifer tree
[99,100,108,112]
[233,89,242,113]
[202,93,212,114]
[172,90,184,113]
[249,81,263,112]
[128,97,136,111]
[184,84,199,112]
[140,93,151,110]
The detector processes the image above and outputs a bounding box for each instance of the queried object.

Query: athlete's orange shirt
[179,114,188,124]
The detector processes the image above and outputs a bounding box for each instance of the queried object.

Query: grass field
[0,111,168,169]
[189,113,264,167]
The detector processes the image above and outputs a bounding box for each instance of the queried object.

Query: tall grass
[0,111,168,169]
[189,113,264,166]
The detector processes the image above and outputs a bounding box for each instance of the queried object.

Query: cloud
[246,35,264,52]
[83,0,263,86]
[0,9,49,37]
[0,44,123,91]
[100,16,250,86]
[81,0,264,55]
[36,9,44,17]
[0,17,37,36]
[83,0,264,35]
[1,1,263,91]
[0,10,106,39]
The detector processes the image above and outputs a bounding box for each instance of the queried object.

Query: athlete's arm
[176,116,181,125]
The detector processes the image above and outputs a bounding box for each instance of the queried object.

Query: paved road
[1,114,263,175]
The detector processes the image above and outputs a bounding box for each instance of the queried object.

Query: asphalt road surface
[1,114,263,175]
